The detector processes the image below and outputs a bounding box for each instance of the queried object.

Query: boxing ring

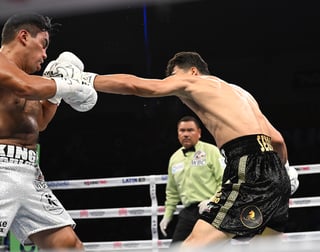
[44,163,320,251]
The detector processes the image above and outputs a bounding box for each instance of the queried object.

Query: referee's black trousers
[171,203,200,245]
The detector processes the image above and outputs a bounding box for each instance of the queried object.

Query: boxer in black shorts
[46,51,295,247]
[200,134,291,239]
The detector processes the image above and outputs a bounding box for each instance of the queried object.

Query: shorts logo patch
[240,205,263,229]
[257,135,273,152]
[41,192,64,215]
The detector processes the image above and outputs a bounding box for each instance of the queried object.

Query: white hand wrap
[43,51,98,111]
[285,161,299,195]
[81,72,97,88]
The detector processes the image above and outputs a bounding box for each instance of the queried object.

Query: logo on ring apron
[240,205,263,229]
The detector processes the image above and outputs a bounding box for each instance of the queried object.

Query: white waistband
[0,144,37,167]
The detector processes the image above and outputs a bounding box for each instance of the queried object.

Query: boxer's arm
[0,53,56,99]
[92,74,184,97]
[0,53,83,102]
[2,64,91,109]
[271,137,287,165]
[46,51,187,97]
[38,100,58,131]
[266,118,288,165]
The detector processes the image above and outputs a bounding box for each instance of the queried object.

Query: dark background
[1,0,320,243]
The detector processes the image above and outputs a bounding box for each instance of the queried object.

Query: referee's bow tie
[182,146,196,155]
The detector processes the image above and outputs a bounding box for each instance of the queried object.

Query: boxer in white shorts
[0,145,76,245]
[0,12,96,250]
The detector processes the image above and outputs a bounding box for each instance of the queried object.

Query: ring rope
[68,195,320,220]
[47,175,167,190]
[47,164,320,190]
[82,231,320,251]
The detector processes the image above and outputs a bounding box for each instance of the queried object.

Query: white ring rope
[47,175,168,190]
[47,164,320,190]
[46,164,320,251]
[292,163,320,174]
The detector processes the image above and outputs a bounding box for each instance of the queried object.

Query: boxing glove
[43,59,82,82]
[50,77,97,112]
[43,52,97,109]
[43,60,82,104]
[56,51,84,71]
[56,51,96,88]
[64,86,98,112]
[285,161,299,195]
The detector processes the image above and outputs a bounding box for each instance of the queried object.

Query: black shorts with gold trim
[199,134,291,238]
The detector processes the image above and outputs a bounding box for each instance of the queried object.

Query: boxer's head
[1,13,60,45]
[165,51,210,77]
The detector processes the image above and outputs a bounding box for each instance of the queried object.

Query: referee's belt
[0,144,37,166]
